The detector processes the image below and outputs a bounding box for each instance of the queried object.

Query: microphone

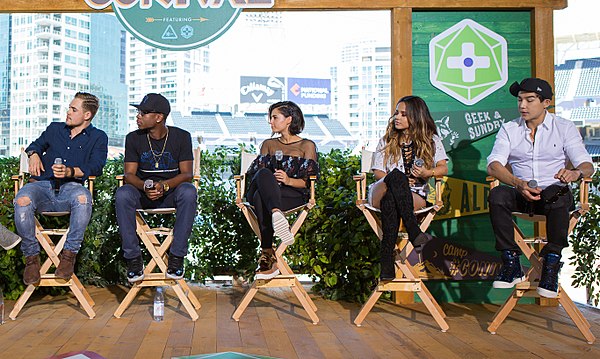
[144,179,154,190]
[414,158,424,168]
[527,179,537,217]
[274,150,283,171]
[54,158,63,195]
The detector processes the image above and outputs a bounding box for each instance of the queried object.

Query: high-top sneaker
[493,250,526,289]
[537,253,562,298]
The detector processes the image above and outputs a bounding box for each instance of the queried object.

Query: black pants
[247,168,305,249]
[488,184,574,255]
[379,169,423,256]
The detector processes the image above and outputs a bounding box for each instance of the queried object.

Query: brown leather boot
[23,254,41,285]
[55,249,77,280]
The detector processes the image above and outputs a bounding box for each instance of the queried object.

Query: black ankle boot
[380,249,396,281]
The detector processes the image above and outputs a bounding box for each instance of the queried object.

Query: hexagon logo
[429,19,508,105]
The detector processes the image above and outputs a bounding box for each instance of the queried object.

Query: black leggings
[247,168,306,249]
[379,169,423,255]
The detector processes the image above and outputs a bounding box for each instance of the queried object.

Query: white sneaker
[272,210,294,246]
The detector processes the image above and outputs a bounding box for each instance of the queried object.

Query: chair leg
[171,283,199,321]
[290,285,319,324]
[68,280,96,319]
[487,289,520,334]
[558,287,595,343]
[232,283,259,321]
[354,288,384,326]
[114,285,143,318]
[415,287,449,332]
[9,284,36,320]
[177,279,201,310]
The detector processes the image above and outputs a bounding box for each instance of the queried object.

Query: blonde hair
[382,96,437,169]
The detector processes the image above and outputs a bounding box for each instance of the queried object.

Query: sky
[554,0,600,37]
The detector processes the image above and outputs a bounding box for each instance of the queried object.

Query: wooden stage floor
[1,283,599,358]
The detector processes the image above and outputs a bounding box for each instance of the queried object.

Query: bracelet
[68,166,75,178]
[432,168,436,177]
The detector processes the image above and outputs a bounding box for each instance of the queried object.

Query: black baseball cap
[509,78,553,100]
[131,93,171,117]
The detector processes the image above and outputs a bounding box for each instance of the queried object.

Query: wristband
[68,166,75,178]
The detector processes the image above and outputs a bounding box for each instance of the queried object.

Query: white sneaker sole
[492,276,526,289]
[1,236,21,251]
[537,286,559,298]
[127,273,145,283]
[272,211,294,246]
[255,268,280,280]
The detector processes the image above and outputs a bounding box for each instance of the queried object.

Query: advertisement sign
[287,78,331,105]
[240,76,285,104]
[84,0,274,51]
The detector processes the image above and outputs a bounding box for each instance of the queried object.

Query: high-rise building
[4,13,127,157]
[90,13,128,147]
[0,14,11,157]
[331,40,391,145]
[126,36,211,130]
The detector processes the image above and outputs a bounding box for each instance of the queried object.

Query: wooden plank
[391,7,412,114]
[190,288,218,354]
[215,287,244,352]
[0,0,569,12]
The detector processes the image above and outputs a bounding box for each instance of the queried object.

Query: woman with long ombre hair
[369,95,449,280]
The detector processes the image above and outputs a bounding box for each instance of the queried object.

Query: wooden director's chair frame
[353,150,449,332]
[10,150,96,320]
[486,175,596,344]
[113,146,202,321]
[232,151,319,324]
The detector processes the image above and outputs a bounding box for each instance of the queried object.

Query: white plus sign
[447,43,490,83]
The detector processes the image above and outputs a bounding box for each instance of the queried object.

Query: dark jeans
[246,168,305,249]
[115,182,197,259]
[488,184,574,255]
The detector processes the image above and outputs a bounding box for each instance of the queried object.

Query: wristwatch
[574,168,584,180]
[161,181,170,192]
[26,150,37,158]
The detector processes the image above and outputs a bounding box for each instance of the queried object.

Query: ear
[84,111,93,122]
[542,99,552,109]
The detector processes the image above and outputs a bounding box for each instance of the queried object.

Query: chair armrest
[308,175,317,205]
[486,175,500,189]
[433,177,443,206]
[12,174,25,194]
[87,176,96,195]
[234,174,246,204]
[116,174,124,187]
[193,175,200,190]
[354,172,367,202]
[579,177,592,208]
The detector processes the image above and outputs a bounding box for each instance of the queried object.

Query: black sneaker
[493,250,526,289]
[126,255,145,283]
[537,253,562,298]
[166,254,185,280]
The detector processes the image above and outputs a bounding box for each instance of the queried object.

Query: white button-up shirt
[487,111,592,189]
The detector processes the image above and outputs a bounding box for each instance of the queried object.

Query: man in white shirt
[487,78,594,298]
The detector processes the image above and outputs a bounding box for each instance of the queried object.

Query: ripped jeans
[14,180,92,257]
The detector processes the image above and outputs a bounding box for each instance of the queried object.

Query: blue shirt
[26,122,108,183]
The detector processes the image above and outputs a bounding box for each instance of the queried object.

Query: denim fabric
[14,180,92,257]
[115,182,197,259]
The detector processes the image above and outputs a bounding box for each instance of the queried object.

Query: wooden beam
[0,0,568,13]
[531,7,557,110]
[391,7,412,108]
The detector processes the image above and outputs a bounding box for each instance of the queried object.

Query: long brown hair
[382,95,437,168]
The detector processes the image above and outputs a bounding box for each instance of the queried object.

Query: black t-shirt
[124,126,193,182]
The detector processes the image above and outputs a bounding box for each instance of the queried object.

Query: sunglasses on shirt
[544,185,570,204]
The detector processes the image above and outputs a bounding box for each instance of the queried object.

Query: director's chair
[486,174,595,344]
[353,149,449,332]
[113,146,202,321]
[232,151,319,324]
[10,150,96,320]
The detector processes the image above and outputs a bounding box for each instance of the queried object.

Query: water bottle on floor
[153,287,164,322]
[1,286,5,324]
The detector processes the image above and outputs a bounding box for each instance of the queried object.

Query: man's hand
[515,178,541,201]
[144,182,165,201]
[51,163,67,179]
[28,153,44,176]
[554,168,581,183]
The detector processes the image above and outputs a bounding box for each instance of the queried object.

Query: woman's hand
[410,165,430,179]
[274,169,290,185]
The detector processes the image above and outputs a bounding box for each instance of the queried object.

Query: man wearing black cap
[486,78,594,298]
[115,93,197,282]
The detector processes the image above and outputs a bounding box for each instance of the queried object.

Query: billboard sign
[239,76,285,104]
[287,78,331,105]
